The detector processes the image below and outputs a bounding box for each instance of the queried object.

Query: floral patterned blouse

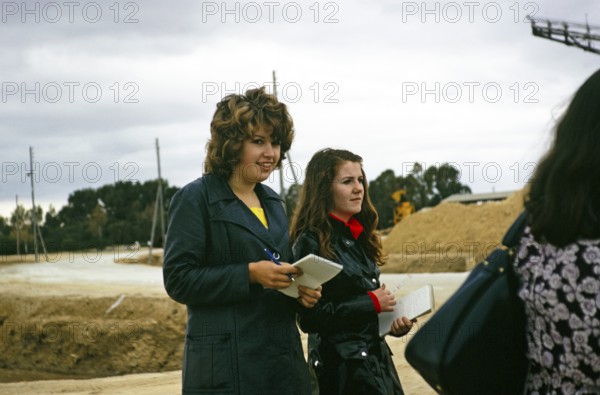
[514,226,600,395]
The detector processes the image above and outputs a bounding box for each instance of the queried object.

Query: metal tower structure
[528,16,600,55]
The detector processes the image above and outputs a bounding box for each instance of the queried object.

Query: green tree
[55,189,97,250]
[368,163,471,229]
[0,216,8,235]
[422,163,471,206]
[0,179,182,255]
[10,204,30,254]
[29,205,43,228]
[368,170,399,229]
[88,203,108,247]
[44,205,60,228]
[41,205,64,253]
[0,215,14,255]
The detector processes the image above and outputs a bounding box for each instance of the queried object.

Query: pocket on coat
[332,340,386,392]
[183,333,234,393]
[333,340,369,360]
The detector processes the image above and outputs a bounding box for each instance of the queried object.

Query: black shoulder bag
[405,212,528,395]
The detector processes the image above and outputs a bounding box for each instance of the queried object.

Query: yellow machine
[391,189,415,224]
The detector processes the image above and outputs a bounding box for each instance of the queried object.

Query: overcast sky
[1,0,598,219]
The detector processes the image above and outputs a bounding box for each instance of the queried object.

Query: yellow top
[250,207,268,229]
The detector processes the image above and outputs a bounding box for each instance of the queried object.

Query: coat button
[361,351,367,357]
[344,240,351,246]
[273,252,280,260]
[372,278,377,283]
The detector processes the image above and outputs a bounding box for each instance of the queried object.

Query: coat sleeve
[293,232,376,334]
[162,186,251,306]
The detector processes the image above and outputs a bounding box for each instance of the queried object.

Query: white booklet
[378,284,434,337]
[279,254,343,298]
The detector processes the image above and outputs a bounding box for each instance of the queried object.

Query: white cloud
[1,0,599,218]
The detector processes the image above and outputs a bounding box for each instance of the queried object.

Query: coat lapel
[205,174,286,251]
[215,200,277,246]
[257,185,288,247]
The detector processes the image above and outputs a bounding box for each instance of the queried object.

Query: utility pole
[28,147,39,263]
[15,195,20,256]
[272,70,300,204]
[27,147,49,263]
[148,138,166,264]
[157,140,166,247]
[272,70,287,201]
[286,152,299,185]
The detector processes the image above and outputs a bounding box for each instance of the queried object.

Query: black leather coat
[293,218,404,395]
[163,174,311,395]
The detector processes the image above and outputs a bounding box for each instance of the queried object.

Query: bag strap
[502,211,528,248]
[502,210,532,386]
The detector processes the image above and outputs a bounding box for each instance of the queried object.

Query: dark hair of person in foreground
[526,69,600,246]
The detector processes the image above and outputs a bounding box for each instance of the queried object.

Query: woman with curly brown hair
[290,148,414,395]
[163,87,321,395]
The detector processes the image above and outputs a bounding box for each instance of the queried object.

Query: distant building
[442,191,515,204]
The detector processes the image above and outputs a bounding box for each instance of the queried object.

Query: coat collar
[203,173,287,251]
[328,213,364,240]
[328,217,378,278]
[203,173,281,204]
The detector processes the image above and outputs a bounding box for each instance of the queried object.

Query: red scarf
[329,213,364,240]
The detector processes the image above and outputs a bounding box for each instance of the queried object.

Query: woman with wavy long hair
[291,148,413,395]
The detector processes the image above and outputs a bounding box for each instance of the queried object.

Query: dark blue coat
[163,174,311,395]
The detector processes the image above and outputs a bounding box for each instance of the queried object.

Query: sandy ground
[0,254,467,395]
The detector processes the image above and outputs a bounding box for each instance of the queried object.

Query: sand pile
[0,290,185,382]
[382,189,526,273]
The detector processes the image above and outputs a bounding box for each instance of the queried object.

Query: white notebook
[279,254,343,298]
[378,285,434,337]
